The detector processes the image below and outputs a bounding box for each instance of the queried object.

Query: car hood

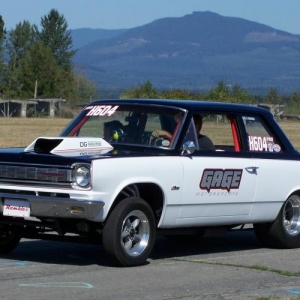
[0,137,168,166]
[0,137,114,166]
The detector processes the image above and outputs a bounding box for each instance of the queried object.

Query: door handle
[245,166,259,174]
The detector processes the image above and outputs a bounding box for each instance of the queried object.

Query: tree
[265,88,281,104]
[0,15,6,94]
[0,11,96,108]
[0,16,5,57]
[6,21,32,65]
[72,74,97,104]
[286,92,300,113]
[203,81,253,103]
[231,84,253,103]
[4,21,33,98]
[16,41,63,98]
[35,9,76,71]
[204,81,231,102]
[160,89,196,100]
[121,81,158,99]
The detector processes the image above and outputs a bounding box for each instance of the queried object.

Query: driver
[103,120,124,142]
[151,112,183,141]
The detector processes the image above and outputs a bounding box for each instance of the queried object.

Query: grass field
[0,118,71,148]
[0,117,300,150]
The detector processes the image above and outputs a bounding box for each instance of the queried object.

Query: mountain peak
[72,12,300,94]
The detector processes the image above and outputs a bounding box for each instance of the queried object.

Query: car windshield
[60,103,186,148]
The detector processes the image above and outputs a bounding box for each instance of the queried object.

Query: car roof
[90,98,272,116]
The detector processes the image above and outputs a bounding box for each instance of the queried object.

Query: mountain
[71,11,300,95]
[70,28,127,49]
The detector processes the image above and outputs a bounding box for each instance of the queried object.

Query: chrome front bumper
[0,193,104,220]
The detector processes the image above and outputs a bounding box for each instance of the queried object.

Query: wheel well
[289,190,300,199]
[109,183,164,224]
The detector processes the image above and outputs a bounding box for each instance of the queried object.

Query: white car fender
[91,156,184,224]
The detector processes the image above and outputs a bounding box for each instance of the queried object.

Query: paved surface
[0,230,300,300]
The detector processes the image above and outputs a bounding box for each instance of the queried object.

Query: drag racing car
[0,99,300,266]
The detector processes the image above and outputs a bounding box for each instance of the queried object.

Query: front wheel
[254,195,300,248]
[0,225,22,254]
[103,197,156,267]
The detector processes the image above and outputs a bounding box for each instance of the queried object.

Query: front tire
[0,225,22,254]
[254,195,300,248]
[103,197,156,267]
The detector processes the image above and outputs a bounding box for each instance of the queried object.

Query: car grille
[0,164,72,185]
[0,188,70,198]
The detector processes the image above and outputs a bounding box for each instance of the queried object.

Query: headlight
[73,165,90,188]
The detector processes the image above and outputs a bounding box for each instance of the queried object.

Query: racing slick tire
[254,195,300,249]
[103,197,156,267]
[0,225,22,254]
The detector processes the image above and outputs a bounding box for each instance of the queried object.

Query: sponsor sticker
[80,141,103,148]
[3,199,30,217]
[200,169,243,192]
[162,140,170,147]
[272,144,281,152]
[79,151,104,156]
[248,135,274,152]
[85,105,119,117]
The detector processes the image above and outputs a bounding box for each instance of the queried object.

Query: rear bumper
[0,193,104,220]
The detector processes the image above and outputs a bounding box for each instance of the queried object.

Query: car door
[177,113,258,226]
[241,113,290,222]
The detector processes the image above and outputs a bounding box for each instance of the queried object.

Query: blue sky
[1,0,299,34]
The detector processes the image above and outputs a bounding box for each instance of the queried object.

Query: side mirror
[181,141,196,155]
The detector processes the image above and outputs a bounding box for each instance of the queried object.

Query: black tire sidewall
[255,195,300,249]
[0,226,21,254]
[270,195,300,248]
[103,197,156,267]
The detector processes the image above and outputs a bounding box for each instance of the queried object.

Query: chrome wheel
[121,210,150,257]
[103,197,156,266]
[283,196,300,236]
[254,195,300,249]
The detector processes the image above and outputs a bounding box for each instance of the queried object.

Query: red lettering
[5,205,28,211]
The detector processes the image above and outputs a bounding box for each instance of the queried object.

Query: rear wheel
[254,195,300,248]
[0,225,22,253]
[103,197,156,267]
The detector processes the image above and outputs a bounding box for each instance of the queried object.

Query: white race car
[0,99,299,266]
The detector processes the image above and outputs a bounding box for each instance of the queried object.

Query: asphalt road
[0,230,300,300]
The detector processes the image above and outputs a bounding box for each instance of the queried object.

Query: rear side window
[191,113,237,152]
[242,115,282,153]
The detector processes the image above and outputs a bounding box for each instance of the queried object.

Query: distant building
[0,98,66,117]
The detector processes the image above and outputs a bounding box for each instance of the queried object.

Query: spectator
[193,114,215,151]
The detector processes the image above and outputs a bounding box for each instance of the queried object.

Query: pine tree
[4,21,33,98]
[0,15,6,94]
[36,9,76,71]
[18,39,79,100]
[121,81,158,99]
[265,88,281,104]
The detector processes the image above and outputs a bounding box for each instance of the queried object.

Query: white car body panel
[89,154,289,227]
[91,156,184,223]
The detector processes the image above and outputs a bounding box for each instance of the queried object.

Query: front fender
[91,157,184,222]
